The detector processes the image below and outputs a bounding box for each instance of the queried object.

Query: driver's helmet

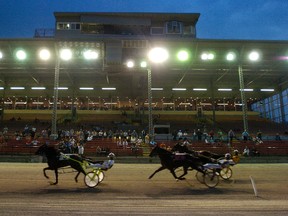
[107,152,115,159]
[225,153,231,160]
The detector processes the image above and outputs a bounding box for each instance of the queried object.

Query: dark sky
[0,0,287,40]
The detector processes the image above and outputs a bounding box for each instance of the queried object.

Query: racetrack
[0,162,287,215]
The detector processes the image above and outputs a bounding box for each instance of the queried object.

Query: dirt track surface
[0,162,287,215]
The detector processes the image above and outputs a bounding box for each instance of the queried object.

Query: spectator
[243,146,250,156]
[275,133,281,141]
[242,130,249,142]
[228,129,235,145]
[257,130,262,141]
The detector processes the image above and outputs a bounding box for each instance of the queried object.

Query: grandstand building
[0,12,287,137]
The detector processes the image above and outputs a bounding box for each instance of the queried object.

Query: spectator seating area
[1,137,287,157]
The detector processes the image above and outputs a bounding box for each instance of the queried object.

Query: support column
[147,68,153,140]
[238,64,248,132]
[51,57,60,140]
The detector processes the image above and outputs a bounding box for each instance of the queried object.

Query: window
[166,21,182,34]
[151,27,164,35]
[57,22,81,30]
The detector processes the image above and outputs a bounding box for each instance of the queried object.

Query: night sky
[0,0,287,40]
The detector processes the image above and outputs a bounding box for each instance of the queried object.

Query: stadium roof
[0,38,288,102]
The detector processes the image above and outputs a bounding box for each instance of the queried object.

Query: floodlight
[248,51,260,61]
[16,50,27,60]
[148,47,169,63]
[0,51,3,59]
[39,49,51,61]
[127,60,134,68]
[226,52,236,61]
[201,52,214,60]
[177,50,189,61]
[60,49,72,61]
[83,50,98,60]
[140,61,148,68]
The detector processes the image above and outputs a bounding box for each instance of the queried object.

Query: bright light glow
[39,49,51,61]
[56,87,68,90]
[201,52,214,60]
[127,60,134,68]
[226,52,236,61]
[102,87,116,90]
[151,88,163,91]
[177,50,189,61]
[172,88,186,91]
[0,87,4,90]
[140,61,148,68]
[10,87,25,90]
[79,87,94,90]
[193,88,207,91]
[31,87,46,90]
[83,50,98,60]
[0,51,3,59]
[240,89,254,92]
[260,89,274,92]
[16,50,27,60]
[148,47,169,63]
[248,51,260,61]
[60,49,72,61]
[218,88,232,91]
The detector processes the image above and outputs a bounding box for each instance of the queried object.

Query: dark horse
[148,146,205,180]
[35,144,87,185]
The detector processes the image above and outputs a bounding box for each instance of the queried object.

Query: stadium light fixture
[172,88,187,91]
[140,61,148,68]
[83,50,98,60]
[126,60,135,68]
[15,49,27,61]
[248,51,260,61]
[10,87,25,90]
[148,47,169,63]
[79,87,94,90]
[39,49,51,61]
[201,52,214,61]
[193,88,207,91]
[31,87,46,90]
[102,87,116,90]
[59,48,72,61]
[218,88,232,91]
[177,50,189,61]
[226,52,236,61]
[260,89,274,92]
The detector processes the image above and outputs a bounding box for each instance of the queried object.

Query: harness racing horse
[148,146,205,180]
[35,144,87,185]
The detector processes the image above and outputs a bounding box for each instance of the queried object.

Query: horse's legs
[43,167,58,185]
[52,169,59,185]
[176,166,188,180]
[74,171,81,182]
[148,166,166,179]
[43,167,50,179]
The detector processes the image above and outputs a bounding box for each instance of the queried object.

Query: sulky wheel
[220,167,233,180]
[84,171,99,188]
[97,170,105,183]
[203,170,219,188]
[195,171,205,184]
